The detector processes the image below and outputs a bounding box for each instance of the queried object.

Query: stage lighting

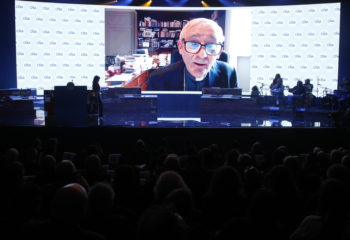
[141,0,152,6]
[103,0,136,5]
[201,1,210,7]
[103,0,118,4]
[164,0,189,7]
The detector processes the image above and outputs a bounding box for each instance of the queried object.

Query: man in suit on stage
[146,18,237,91]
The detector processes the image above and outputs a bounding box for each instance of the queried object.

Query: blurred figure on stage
[92,75,103,118]
[251,85,260,98]
[288,80,305,95]
[270,74,285,106]
[303,79,314,108]
[251,85,262,105]
[288,80,305,108]
[66,81,75,90]
[269,74,281,93]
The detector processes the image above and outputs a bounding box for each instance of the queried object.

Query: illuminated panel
[15,1,105,90]
[249,3,340,96]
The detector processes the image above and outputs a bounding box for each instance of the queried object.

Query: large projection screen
[15,1,340,98]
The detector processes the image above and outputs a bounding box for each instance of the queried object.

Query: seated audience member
[265,165,303,236]
[83,182,137,240]
[215,188,286,240]
[36,154,56,185]
[42,137,59,161]
[162,153,189,182]
[224,148,240,168]
[137,205,189,240]
[146,18,237,91]
[200,166,246,232]
[153,170,189,204]
[112,164,147,215]
[290,179,350,240]
[82,154,110,186]
[341,155,350,171]
[39,160,89,218]
[21,183,105,240]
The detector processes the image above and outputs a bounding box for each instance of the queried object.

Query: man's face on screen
[178,22,222,79]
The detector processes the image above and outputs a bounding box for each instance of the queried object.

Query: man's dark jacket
[146,60,237,91]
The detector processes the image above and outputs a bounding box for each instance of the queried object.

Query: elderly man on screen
[146,18,237,91]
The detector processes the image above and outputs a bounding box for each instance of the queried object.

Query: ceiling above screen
[28,0,342,7]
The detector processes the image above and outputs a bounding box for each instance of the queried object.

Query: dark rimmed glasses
[182,40,223,56]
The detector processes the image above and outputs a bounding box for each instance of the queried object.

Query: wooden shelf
[138,16,189,52]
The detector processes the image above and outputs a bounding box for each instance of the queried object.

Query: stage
[0,89,340,128]
[1,87,349,156]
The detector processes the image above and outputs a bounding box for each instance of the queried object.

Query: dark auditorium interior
[1,0,350,240]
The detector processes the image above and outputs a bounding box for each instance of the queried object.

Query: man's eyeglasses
[182,40,223,56]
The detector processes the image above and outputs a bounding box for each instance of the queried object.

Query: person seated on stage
[303,79,314,108]
[146,18,237,91]
[251,85,261,104]
[270,77,285,106]
[288,80,305,96]
[269,74,281,93]
[288,80,305,108]
[303,79,313,94]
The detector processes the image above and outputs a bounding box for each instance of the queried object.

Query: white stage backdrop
[15,1,105,90]
[250,3,340,97]
[226,3,340,96]
[15,1,340,96]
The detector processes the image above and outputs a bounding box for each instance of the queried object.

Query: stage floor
[98,108,336,128]
[40,103,336,128]
[0,97,339,128]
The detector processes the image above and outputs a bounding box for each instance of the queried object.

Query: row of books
[138,38,160,48]
[137,38,176,49]
[139,28,181,38]
[159,29,181,38]
[139,17,189,28]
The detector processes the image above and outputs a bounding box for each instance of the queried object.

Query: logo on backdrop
[250,3,340,94]
[16,2,105,89]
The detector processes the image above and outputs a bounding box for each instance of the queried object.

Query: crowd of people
[1,135,350,240]
[269,74,315,108]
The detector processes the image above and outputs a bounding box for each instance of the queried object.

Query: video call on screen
[15,1,340,96]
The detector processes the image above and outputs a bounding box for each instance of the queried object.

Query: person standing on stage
[92,75,103,118]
